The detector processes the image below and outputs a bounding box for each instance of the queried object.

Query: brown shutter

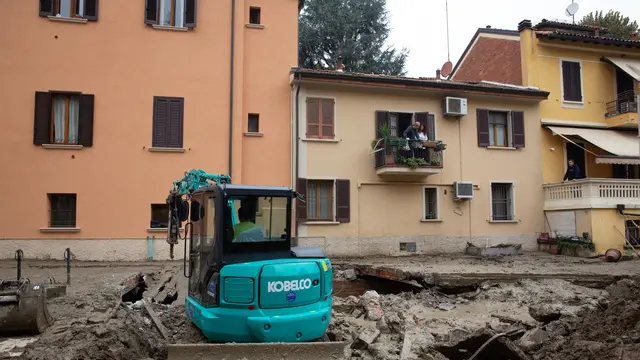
[84,0,99,21]
[571,62,582,102]
[145,0,158,24]
[78,94,95,147]
[168,98,184,148]
[306,98,320,138]
[476,109,490,147]
[511,111,525,148]
[562,61,582,102]
[39,0,54,16]
[152,97,169,147]
[184,0,197,28]
[34,92,52,145]
[375,111,389,138]
[296,178,308,221]
[335,179,350,223]
[320,99,335,138]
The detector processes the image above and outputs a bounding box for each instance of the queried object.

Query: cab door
[188,193,204,300]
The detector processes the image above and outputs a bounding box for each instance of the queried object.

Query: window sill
[487,146,516,151]
[42,144,83,150]
[488,220,518,224]
[302,138,339,143]
[245,24,265,29]
[47,16,88,24]
[301,221,340,226]
[151,25,188,32]
[421,219,442,223]
[562,101,584,109]
[40,227,81,233]
[244,132,264,137]
[148,147,186,153]
[147,228,184,233]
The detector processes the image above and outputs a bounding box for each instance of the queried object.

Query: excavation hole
[121,275,147,303]
[435,334,526,360]
[161,291,179,305]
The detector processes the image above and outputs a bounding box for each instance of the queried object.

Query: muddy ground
[1,254,640,359]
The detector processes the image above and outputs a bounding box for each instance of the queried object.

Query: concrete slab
[167,342,348,360]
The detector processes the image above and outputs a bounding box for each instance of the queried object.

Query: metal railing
[374,138,443,169]
[605,90,637,117]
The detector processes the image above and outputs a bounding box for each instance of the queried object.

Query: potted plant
[423,140,437,148]
[373,124,397,165]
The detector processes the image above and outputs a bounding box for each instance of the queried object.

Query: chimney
[337,56,344,72]
[436,69,441,80]
[486,25,491,29]
[594,26,600,37]
[518,19,532,32]
[633,32,638,41]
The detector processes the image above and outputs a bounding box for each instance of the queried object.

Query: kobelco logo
[267,278,313,293]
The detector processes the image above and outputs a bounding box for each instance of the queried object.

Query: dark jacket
[563,164,582,181]
[403,125,418,140]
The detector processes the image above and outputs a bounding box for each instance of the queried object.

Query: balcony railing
[374,138,443,174]
[543,178,640,210]
[605,90,637,118]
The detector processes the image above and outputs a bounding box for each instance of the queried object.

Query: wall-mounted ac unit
[443,97,468,117]
[453,181,474,200]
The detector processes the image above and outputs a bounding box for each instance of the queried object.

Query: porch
[543,178,640,210]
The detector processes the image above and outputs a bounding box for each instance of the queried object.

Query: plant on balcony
[397,156,427,169]
[429,159,441,166]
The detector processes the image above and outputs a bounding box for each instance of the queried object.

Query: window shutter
[375,111,389,138]
[335,179,350,223]
[511,111,525,148]
[78,94,95,147]
[296,178,308,221]
[39,0,54,16]
[562,61,582,102]
[34,92,52,145]
[145,0,158,25]
[152,97,169,147]
[476,109,490,147]
[84,0,99,21]
[184,0,197,28]
[168,98,184,148]
[571,62,582,102]
[321,99,335,138]
[306,98,320,138]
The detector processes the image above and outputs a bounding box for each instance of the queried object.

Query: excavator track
[167,341,348,360]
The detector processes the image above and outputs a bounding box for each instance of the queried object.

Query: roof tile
[451,37,522,85]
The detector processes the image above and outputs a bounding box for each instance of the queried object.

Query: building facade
[452,19,640,253]
[0,0,300,260]
[291,68,549,256]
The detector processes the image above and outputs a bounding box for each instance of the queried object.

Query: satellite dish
[440,61,454,78]
[565,2,579,17]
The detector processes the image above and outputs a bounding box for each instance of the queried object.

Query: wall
[590,209,627,253]
[0,1,297,260]
[295,82,545,256]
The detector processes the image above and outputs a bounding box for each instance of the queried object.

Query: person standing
[563,159,583,181]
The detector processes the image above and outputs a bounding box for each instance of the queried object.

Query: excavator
[163,170,345,360]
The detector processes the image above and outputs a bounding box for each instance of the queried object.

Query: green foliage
[579,10,639,39]
[299,0,408,75]
[397,156,427,169]
[556,236,596,255]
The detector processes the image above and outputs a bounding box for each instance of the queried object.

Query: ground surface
[0,253,639,359]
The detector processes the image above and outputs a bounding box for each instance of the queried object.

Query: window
[39,0,99,20]
[249,7,261,24]
[375,111,436,140]
[48,194,77,228]
[490,183,514,221]
[296,179,350,223]
[423,187,439,220]
[150,204,169,228]
[561,60,583,103]
[248,114,260,133]
[33,91,95,147]
[306,98,335,139]
[145,0,197,28]
[476,109,525,148]
[152,96,184,148]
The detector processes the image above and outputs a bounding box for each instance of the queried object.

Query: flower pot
[385,154,395,165]
[423,141,437,148]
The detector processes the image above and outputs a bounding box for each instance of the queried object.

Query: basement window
[249,7,261,24]
[248,114,260,133]
[150,204,169,228]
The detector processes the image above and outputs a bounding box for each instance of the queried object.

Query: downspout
[294,72,302,245]
[228,0,236,178]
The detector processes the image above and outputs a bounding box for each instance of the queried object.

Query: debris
[517,327,548,352]
[351,327,380,349]
[465,242,523,257]
[437,302,456,311]
[343,269,357,281]
[143,299,170,340]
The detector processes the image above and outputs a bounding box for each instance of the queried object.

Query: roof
[450,36,522,85]
[449,28,520,81]
[534,19,609,34]
[293,68,549,98]
[532,18,640,49]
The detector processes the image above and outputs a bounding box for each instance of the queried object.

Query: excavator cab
[166,178,333,345]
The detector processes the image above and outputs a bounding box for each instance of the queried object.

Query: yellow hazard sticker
[322,261,328,271]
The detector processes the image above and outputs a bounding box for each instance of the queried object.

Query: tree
[579,10,638,39]
[299,0,409,76]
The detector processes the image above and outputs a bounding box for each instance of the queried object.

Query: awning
[547,126,639,158]
[595,156,640,165]
[603,57,640,82]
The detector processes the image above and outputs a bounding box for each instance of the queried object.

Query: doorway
[565,141,586,178]
[615,68,635,114]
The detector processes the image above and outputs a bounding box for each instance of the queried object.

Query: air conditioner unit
[453,181,474,200]
[443,97,468,117]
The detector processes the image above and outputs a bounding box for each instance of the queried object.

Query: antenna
[445,0,450,61]
[441,61,453,78]
[565,1,579,24]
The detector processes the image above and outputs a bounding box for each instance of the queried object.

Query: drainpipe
[294,72,302,245]
[228,0,236,178]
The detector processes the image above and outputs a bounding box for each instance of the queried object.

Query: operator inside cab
[232,206,265,242]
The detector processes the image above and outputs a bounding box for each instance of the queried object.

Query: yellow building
[452,19,640,253]
[290,67,549,256]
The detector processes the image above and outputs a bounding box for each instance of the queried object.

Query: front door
[566,141,586,178]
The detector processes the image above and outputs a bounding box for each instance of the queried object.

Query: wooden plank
[143,299,170,340]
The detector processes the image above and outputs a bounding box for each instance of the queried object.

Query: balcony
[605,90,638,129]
[543,178,640,210]
[373,138,444,178]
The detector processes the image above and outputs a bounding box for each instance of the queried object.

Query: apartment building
[451,19,640,253]
[0,0,301,260]
[290,68,549,256]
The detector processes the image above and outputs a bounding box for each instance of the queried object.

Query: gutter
[228,0,236,178]
[294,72,302,245]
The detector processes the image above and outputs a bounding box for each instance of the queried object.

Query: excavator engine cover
[0,280,53,336]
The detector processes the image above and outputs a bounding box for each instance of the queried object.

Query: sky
[385,0,640,77]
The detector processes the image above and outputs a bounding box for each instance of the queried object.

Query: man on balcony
[403,121,421,152]
[563,159,583,181]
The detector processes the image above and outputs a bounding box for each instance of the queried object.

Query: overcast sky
[385,0,640,77]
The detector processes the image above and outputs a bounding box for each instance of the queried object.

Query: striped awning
[547,126,639,158]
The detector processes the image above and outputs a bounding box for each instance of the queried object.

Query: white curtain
[68,97,80,144]
[175,0,185,27]
[160,0,172,26]
[59,0,71,17]
[53,96,66,143]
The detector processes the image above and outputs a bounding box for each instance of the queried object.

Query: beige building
[291,68,550,256]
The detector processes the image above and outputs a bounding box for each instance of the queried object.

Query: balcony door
[615,68,635,114]
[565,141,586,178]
